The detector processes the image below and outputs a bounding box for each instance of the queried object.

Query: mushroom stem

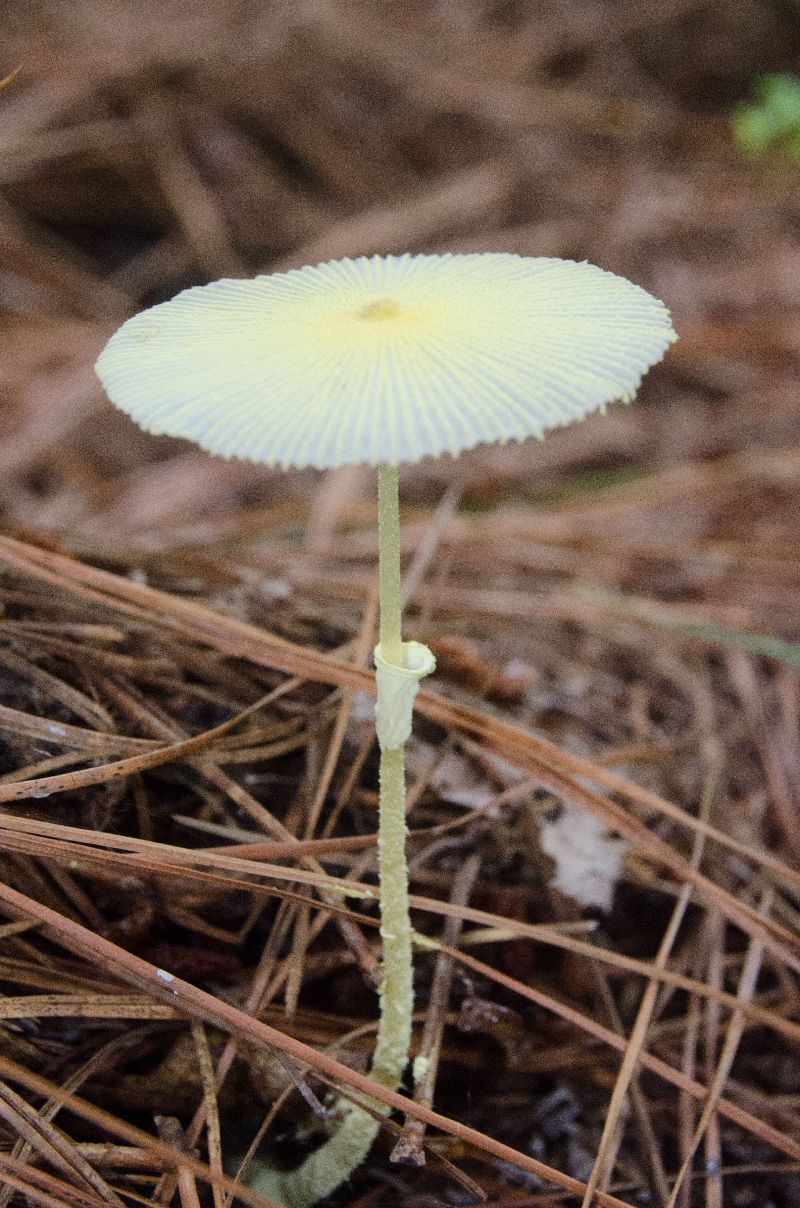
[372,461,415,1086]
[373,460,413,1087]
[377,461,402,664]
[373,740,413,1084]
[250,463,430,1208]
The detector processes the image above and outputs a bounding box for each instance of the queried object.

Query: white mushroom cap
[95,252,676,469]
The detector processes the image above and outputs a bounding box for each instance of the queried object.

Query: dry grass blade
[0,858,796,1168]
[392,851,482,1165]
[0,67,22,91]
[0,1080,124,1206]
[0,536,796,972]
[0,810,796,1047]
[0,1055,276,1208]
[0,677,302,798]
[0,879,639,1208]
[424,941,800,1163]
[190,1021,226,1208]
[0,1155,111,1208]
[665,894,772,1206]
[0,992,175,1019]
[579,765,718,1205]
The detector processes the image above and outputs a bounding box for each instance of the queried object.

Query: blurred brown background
[2,0,799,551]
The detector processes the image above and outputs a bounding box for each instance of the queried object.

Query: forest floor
[1,3,799,1206]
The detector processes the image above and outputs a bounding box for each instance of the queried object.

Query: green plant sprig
[733,73,800,160]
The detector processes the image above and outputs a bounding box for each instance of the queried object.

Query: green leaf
[732,73,800,159]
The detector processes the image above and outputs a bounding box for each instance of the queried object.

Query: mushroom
[95,252,676,1206]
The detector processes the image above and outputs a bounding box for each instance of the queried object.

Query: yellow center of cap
[357,298,403,321]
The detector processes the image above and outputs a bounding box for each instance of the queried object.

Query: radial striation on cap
[95,252,677,469]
